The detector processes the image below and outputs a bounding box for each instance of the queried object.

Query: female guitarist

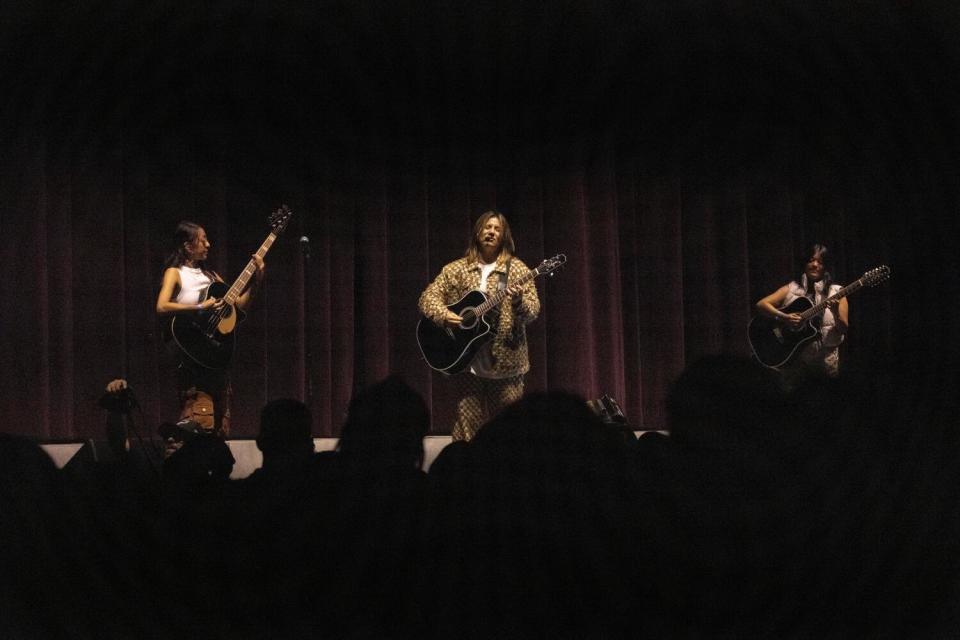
[755,243,848,379]
[155,221,265,436]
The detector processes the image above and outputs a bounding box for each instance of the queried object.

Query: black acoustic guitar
[170,206,293,369]
[417,254,567,374]
[748,265,890,369]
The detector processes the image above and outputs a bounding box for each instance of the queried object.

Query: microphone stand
[301,237,314,411]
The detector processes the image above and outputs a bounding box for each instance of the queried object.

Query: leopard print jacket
[418,255,540,376]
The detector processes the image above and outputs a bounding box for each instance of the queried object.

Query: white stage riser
[41,432,661,478]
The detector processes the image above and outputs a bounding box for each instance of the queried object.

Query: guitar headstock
[269,205,294,235]
[861,265,890,287]
[536,254,567,276]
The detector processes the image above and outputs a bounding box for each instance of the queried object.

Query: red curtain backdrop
[0,136,904,438]
[0,1,955,439]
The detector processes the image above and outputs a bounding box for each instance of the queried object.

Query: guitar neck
[224,232,277,303]
[475,267,541,315]
[799,279,863,320]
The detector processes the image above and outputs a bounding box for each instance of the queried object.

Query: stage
[39,431,659,478]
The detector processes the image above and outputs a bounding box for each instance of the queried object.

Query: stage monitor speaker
[43,438,164,483]
[39,441,86,469]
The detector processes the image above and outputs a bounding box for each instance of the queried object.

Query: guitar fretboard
[475,265,546,316]
[224,233,277,304]
[798,278,864,320]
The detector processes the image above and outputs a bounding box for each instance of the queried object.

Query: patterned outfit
[419,255,540,440]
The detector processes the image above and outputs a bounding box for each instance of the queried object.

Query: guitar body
[169,281,246,370]
[748,296,821,369]
[416,290,495,375]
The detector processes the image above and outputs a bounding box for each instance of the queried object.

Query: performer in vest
[418,211,540,441]
[155,221,265,435]
[755,243,848,378]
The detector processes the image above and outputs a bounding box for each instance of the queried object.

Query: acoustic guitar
[416,254,566,374]
[170,206,293,369]
[748,265,890,369]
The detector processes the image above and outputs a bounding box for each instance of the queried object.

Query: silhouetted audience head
[472,389,631,489]
[337,375,429,469]
[667,354,787,447]
[162,433,234,491]
[426,439,471,480]
[425,391,637,638]
[0,434,83,636]
[0,434,64,533]
[257,398,314,465]
[0,431,59,486]
[478,389,621,447]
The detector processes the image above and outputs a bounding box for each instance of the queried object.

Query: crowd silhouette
[1,358,958,638]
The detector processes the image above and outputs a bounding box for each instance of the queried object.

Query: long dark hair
[800,243,833,296]
[464,210,516,263]
[163,221,206,270]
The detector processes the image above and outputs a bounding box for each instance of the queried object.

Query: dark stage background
[0,1,957,441]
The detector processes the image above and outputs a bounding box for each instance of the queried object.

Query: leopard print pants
[451,373,525,442]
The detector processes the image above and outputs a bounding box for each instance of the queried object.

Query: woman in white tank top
[155,221,265,440]
[755,243,849,378]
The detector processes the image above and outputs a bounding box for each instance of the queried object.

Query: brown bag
[180,390,216,432]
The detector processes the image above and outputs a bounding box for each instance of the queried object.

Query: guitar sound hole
[460,309,477,329]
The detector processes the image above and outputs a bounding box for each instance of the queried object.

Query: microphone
[300,235,310,259]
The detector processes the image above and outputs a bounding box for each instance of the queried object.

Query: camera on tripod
[157,419,205,443]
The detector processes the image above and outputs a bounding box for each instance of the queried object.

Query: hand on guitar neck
[506,282,525,306]
[234,252,266,312]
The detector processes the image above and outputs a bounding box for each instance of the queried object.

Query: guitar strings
[203,289,235,336]
[202,264,252,336]
[194,212,288,338]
